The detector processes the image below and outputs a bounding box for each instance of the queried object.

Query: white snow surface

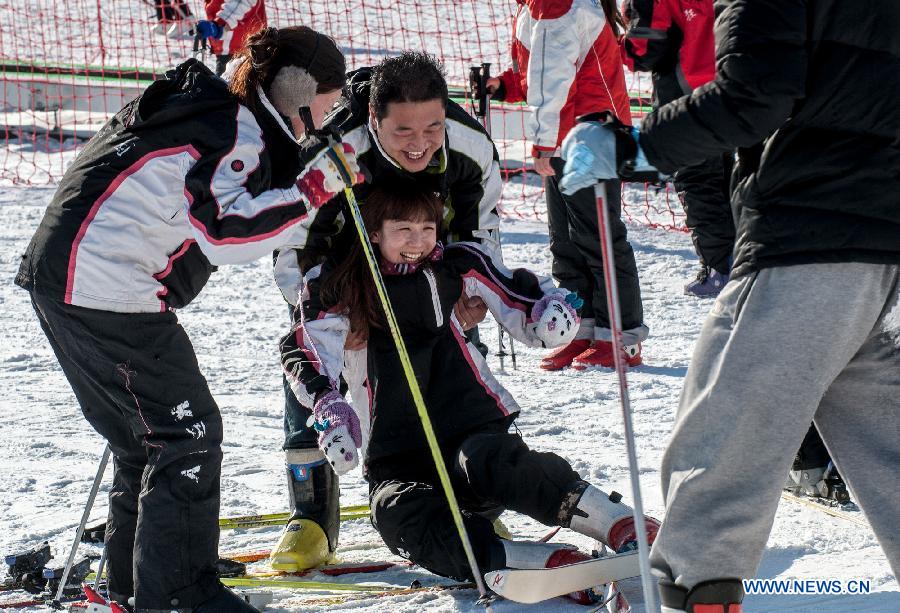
[0,184,896,612]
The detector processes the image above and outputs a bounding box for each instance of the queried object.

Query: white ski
[484,551,641,604]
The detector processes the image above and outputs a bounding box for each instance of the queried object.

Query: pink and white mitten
[307,390,363,475]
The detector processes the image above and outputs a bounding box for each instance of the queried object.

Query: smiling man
[269,51,503,573]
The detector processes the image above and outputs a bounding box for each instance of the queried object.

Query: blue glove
[559,121,618,194]
[560,113,661,195]
[196,20,224,40]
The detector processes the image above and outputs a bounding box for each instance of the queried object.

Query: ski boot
[149,1,195,39]
[822,463,851,504]
[659,578,743,613]
[269,448,340,572]
[540,338,592,371]
[3,541,51,593]
[784,461,852,505]
[562,483,660,553]
[684,266,729,297]
[571,341,643,370]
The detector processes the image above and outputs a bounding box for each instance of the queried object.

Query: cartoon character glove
[296,142,365,208]
[531,291,582,347]
[307,389,362,475]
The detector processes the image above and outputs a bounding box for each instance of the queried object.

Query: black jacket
[639,0,900,278]
[281,242,570,463]
[17,59,314,312]
[273,68,503,304]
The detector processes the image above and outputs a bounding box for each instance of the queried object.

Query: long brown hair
[320,186,444,337]
[600,0,626,37]
[229,26,346,116]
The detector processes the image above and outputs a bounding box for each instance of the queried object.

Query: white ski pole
[49,443,110,608]
[593,181,659,613]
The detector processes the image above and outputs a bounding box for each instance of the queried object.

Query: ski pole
[593,181,659,613]
[92,546,107,592]
[49,444,110,609]
[469,62,517,372]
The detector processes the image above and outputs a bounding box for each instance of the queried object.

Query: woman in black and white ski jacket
[281,186,658,601]
[16,26,362,613]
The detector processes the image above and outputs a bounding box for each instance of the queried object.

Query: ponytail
[599,0,626,37]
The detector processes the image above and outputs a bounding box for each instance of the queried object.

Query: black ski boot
[269,448,340,571]
[192,585,260,612]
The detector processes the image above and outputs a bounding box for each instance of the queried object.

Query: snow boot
[562,483,660,553]
[540,338,592,370]
[659,578,743,613]
[497,540,607,605]
[684,266,729,297]
[269,449,340,572]
[571,341,642,370]
[192,585,261,613]
[784,461,851,504]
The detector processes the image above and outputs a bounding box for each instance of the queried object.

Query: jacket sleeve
[640,0,808,174]
[445,118,503,258]
[447,243,568,348]
[525,2,606,153]
[622,0,680,73]
[280,263,349,408]
[213,0,259,28]
[497,67,526,104]
[183,106,322,266]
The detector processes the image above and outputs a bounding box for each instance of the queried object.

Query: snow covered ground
[0,183,896,612]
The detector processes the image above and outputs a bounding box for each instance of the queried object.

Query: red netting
[0,0,684,231]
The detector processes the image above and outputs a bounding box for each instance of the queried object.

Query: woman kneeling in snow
[281,185,658,603]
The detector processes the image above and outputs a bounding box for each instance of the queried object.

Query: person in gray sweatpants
[653,263,899,598]
[557,1,900,611]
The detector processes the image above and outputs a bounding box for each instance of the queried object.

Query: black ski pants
[369,422,582,581]
[30,293,222,611]
[545,158,644,332]
[673,154,736,274]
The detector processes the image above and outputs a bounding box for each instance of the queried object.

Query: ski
[483,551,641,604]
[220,575,471,594]
[80,505,370,543]
[219,504,369,530]
[780,492,867,528]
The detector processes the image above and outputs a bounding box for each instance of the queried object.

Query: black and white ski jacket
[281,242,566,462]
[273,68,503,305]
[17,59,324,313]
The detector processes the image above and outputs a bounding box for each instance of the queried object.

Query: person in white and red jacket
[622,0,736,297]
[485,0,648,371]
[198,0,267,75]
[16,27,361,613]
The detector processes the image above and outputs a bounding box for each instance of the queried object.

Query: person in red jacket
[486,0,648,370]
[198,0,267,76]
[622,0,735,296]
